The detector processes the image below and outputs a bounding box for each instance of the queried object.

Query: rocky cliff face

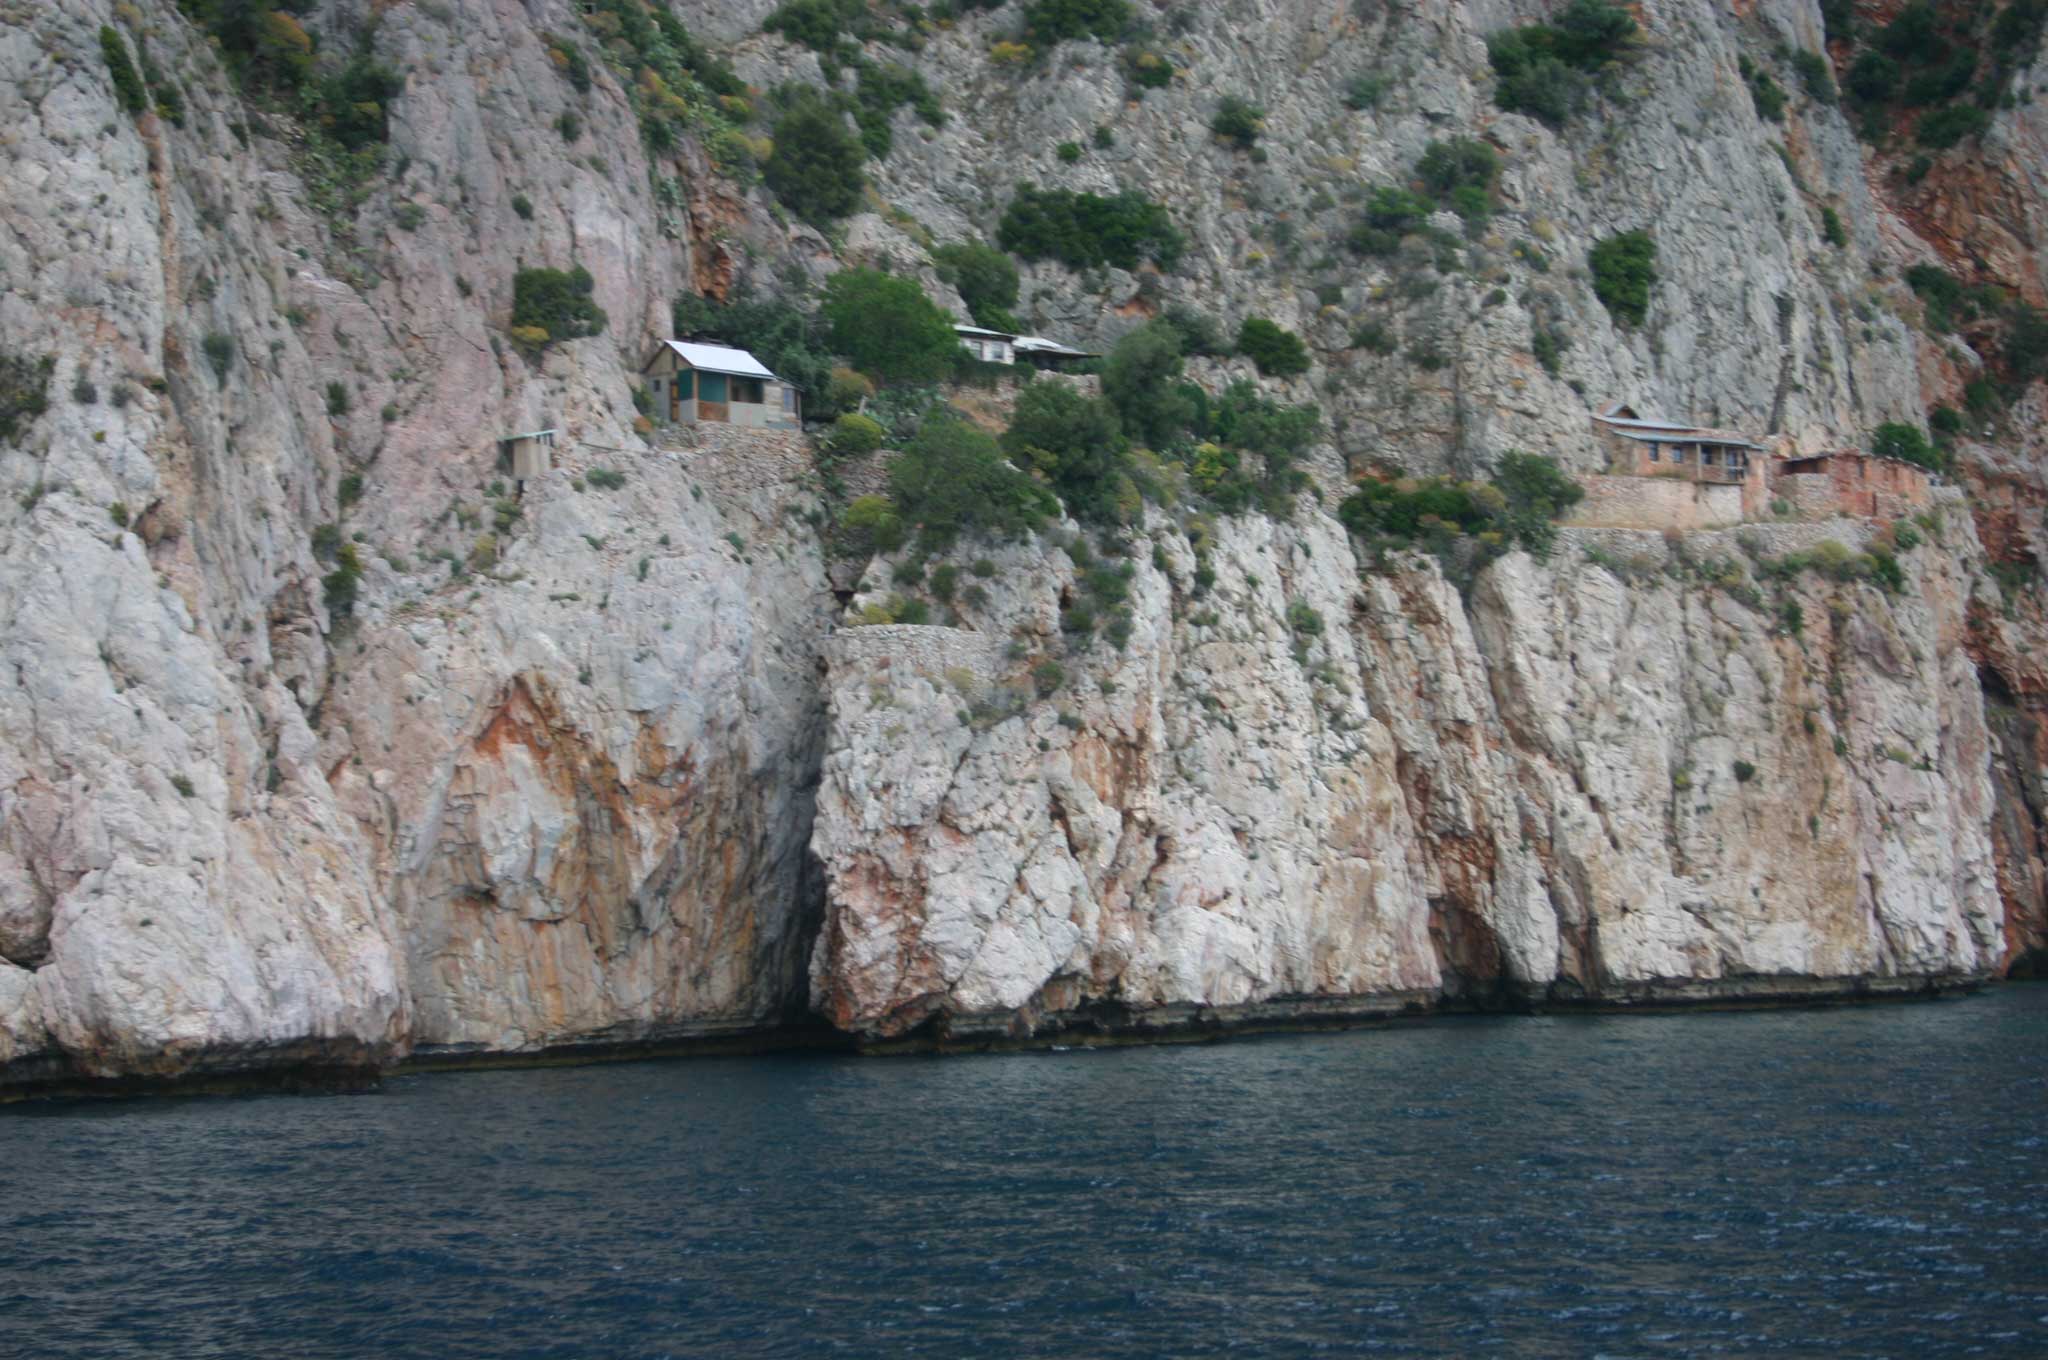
[0,0,2041,1088]
[810,506,2005,1041]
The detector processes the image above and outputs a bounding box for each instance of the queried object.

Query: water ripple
[2,990,2045,1357]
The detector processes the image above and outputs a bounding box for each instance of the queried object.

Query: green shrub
[1346,184,1432,256]
[1867,547,1906,593]
[838,494,905,556]
[1732,759,1757,783]
[1160,305,1229,357]
[511,266,607,345]
[1210,95,1264,148]
[822,269,959,384]
[586,467,627,490]
[852,62,945,159]
[1489,47,1582,126]
[1846,52,1899,103]
[1021,0,1132,49]
[1351,320,1397,355]
[1928,405,1964,436]
[828,412,885,456]
[325,381,349,417]
[932,242,1021,331]
[1792,49,1836,102]
[323,542,363,617]
[1286,600,1324,635]
[1343,74,1386,109]
[315,54,403,151]
[1917,103,1990,148]
[1032,658,1067,695]
[1002,382,1130,523]
[546,34,592,94]
[1100,321,1196,449]
[202,333,235,381]
[1738,55,1787,121]
[1820,205,1848,247]
[512,193,534,220]
[1589,229,1656,327]
[101,26,148,115]
[1235,317,1311,377]
[1118,46,1175,90]
[1965,378,2004,419]
[2006,302,2048,383]
[1532,322,1571,376]
[1871,421,1945,472]
[764,98,865,224]
[1339,452,1581,565]
[1903,263,1975,332]
[888,414,1058,547]
[763,0,864,51]
[1548,0,1639,64]
[177,1,317,93]
[998,184,1184,271]
[1485,0,1635,125]
[0,351,54,443]
[1879,2,1941,57]
[1418,137,1500,200]
[1491,451,1585,556]
[1197,381,1320,516]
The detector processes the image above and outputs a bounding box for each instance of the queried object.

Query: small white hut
[641,341,800,430]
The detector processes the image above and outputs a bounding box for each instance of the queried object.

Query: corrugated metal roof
[502,428,557,442]
[660,340,778,380]
[954,324,1017,340]
[1628,430,1764,450]
[1596,413,1705,432]
[1014,336,1096,357]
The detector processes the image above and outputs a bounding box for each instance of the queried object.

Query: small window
[1647,447,1660,462]
[698,372,728,403]
[782,387,797,412]
[732,377,765,405]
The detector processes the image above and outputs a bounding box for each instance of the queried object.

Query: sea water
[4,988,2045,1358]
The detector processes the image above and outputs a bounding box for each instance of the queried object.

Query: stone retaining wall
[827,624,1004,687]
[1561,473,1746,530]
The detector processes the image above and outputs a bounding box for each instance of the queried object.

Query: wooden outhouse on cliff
[500,428,556,484]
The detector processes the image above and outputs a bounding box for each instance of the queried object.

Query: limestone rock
[811,502,2003,1038]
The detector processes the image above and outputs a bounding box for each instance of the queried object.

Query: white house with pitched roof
[641,340,801,430]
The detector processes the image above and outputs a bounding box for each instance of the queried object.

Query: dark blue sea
[4,988,2046,1359]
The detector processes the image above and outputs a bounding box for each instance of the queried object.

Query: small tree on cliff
[820,269,958,385]
[764,97,865,225]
